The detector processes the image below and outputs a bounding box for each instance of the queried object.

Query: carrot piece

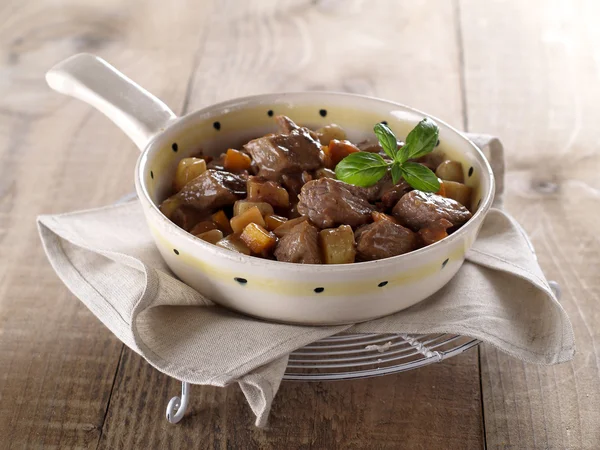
[223,148,252,173]
[212,210,233,235]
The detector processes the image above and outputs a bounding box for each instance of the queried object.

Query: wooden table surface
[1,0,599,448]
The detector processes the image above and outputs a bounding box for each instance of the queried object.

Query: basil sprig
[335,118,441,192]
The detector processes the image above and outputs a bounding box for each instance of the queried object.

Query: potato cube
[316,124,347,145]
[442,180,472,208]
[230,206,266,234]
[223,148,252,173]
[211,210,233,235]
[174,157,207,192]
[435,160,464,183]
[159,197,181,220]
[233,200,274,217]
[240,223,277,254]
[247,177,290,208]
[196,229,224,244]
[264,214,288,231]
[273,216,307,238]
[319,225,356,264]
[189,220,217,236]
[216,234,251,255]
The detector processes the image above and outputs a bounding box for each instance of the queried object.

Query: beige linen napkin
[37,134,574,427]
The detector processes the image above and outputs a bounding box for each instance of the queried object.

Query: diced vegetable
[233,200,274,217]
[223,148,252,173]
[319,225,356,264]
[372,211,399,223]
[189,220,217,236]
[211,210,233,234]
[418,218,453,245]
[435,160,464,183]
[273,216,307,238]
[441,180,472,207]
[265,214,288,231]
[325,139,360,168]
[174,157,207,192]
[247,177,290,208]
[230,206,266,234]
[216,233,251,255]
[197,229,224,244]
[316,124,347,145]
[240,223,277,254]
[314,168,336,179]
[159,197,181,220]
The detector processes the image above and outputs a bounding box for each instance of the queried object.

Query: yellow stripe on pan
[150,225,467,297]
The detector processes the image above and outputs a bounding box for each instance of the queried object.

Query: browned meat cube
[167,169,246,212]
[392,190,472,231]
[355,219,418,261]
[274,221,322,264]
[244,118,323,180]
[380,178,413,210]
[297,178,375,228]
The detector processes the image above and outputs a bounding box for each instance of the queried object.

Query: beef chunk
[275,115,300,133]
[355,219,418,261]
[345,173,411,205]
[380,178,413,209]
[282,171,313,200]
[274,221,322,264]
[244,116,323,180]
[297,178,375,228]
[170,169,246,212]
[392,190,472,231]
[410,152,446,171]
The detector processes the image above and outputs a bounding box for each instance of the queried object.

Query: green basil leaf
[335,152,389,187]
[400,162,440,192]
[395,143,409,164]
[391,162,403,185]
[374,122,398,160]
[404,118,439,160]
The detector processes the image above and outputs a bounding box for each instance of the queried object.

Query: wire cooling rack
[166,332,481,423]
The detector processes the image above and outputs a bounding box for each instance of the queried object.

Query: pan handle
[46,53,177,151]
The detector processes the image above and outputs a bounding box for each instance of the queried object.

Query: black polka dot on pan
[442,258,449,269]
[234,277,247,285]
[436,139,440,147]
[171,143,178,152]
[468,166,474,177]
[150,171,154,179]
[267,109,274,117]
[381,120,388,126]
[319,109,327,117]
[173,249,180,255]
[378,281,388,287]
[213,121,221,130]
[314,287,325,293]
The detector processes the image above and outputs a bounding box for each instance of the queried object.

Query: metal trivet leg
[166,382,190,424]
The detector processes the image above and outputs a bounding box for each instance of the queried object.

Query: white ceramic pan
[46,53,494,325]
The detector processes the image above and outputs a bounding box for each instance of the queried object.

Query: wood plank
[98,349,482,450]
[460,0,600,447]
[98,1,483,448]
[0,0,205,447]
